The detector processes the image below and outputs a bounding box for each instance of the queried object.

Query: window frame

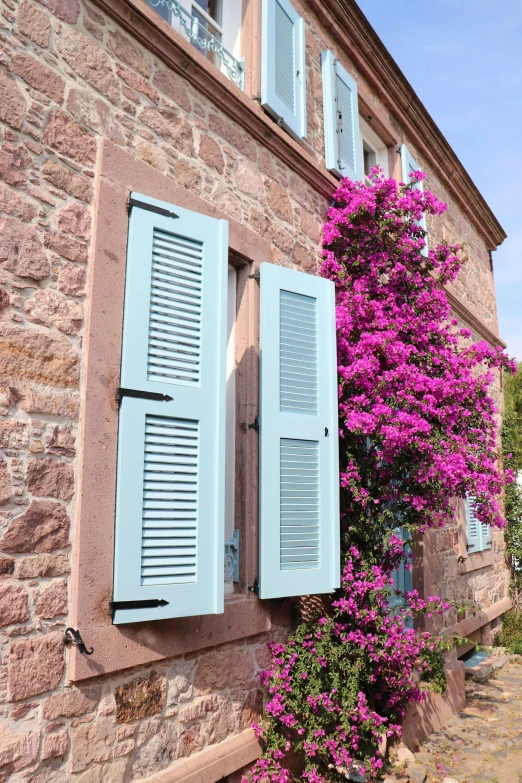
[457,496,494,573]
[70,140,271,681]
[359,117,388,183]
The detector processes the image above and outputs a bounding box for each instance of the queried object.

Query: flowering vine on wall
[245,171,516,783]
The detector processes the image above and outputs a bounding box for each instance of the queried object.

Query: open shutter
[259,263,339,599]
[401,144,428,256]
[481,522,492,551]
[465,495,481,555]
[389,528,413,629]
[261,0,306,139]
[321,51,362,180]
[112,193,228,624]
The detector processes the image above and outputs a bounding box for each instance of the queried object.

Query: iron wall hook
[64,627,94,656]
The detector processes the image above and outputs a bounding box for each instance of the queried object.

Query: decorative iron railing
[148,0,244,88]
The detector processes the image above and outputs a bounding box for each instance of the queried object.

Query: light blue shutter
[401,144,428,256]
[481,521,492,551]
[261,0,306,139]
[321,51,362,180]
[259,263,339,599]
[465,495,481,555]
[112,193,228,624]
[389,528,413,629]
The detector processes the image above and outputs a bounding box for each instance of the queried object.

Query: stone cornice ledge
[136,729,262,783]
[308,0,506,250]
[91,0,339,201]
[446,290,506,349]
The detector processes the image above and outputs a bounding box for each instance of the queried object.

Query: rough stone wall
[0,0,509,780]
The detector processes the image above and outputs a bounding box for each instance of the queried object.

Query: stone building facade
[0,0,511,780]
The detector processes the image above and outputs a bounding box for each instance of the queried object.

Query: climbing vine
[244,171,515,783]
[501,364,522,602]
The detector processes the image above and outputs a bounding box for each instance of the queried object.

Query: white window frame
[359,118,388,184]
[224,265,237,593]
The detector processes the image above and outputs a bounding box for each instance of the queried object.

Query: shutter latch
[224,529,240,583]
[117,388,173,405]
[248,416,260,431]
[110,598,169,617]
[64,627,94,656]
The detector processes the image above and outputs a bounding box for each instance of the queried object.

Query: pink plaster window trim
[456,498,494,574]
[70,141,272,682]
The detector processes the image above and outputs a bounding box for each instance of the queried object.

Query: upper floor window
[359,118,388,184]
[144,0,243,87]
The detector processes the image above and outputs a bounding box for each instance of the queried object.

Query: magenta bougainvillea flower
[244,171,515,783]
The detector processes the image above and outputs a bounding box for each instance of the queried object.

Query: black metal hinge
[248,416,260,431]
[249,270,260,282]
[248,578,259,594]
[127,196,179,219]
[117,388,173,405]
[110,598,169,617]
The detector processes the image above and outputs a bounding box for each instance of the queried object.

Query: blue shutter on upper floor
[112,193,228,624]
[261,0,306,139]
[321,51,362,181]
[401,144,428,256]
[258,263,340,599]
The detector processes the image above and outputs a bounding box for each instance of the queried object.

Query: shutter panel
[261,0,306,139]
[113,193,228,624]
[389,528,413,629]
[465,495,481,555]
[259,263,340,599]
[481,522,492,551]
[321,51,362,180]
[401,144,428,256]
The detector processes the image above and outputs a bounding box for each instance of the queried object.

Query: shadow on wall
[401,660,466,749]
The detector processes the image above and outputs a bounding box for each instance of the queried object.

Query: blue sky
[356,0,522,361]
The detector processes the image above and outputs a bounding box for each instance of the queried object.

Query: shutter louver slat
[280,439,320,570]
[148,229,203,386]
[141,415,199,586]
[280,290,318,415]
[336,76,355,173]
[321,50,362,180]
[465,495,481,554]
[275,1,295,112]
[261,0,306,139]
[259,263,340,599]
[401,145,428,257]
[113,193,227,624]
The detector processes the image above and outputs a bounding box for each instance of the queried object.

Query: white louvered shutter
[321,51,362,180]
[465,495,481,555]
[259,263,340,599]
[401,144,428,256]
[261,0,306,139]
[112,193,228,624]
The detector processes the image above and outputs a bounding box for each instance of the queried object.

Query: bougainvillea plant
[244,170,516,783]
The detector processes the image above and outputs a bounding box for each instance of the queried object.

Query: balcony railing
[148,0,244,88]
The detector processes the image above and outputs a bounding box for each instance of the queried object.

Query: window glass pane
[363,141,377,177]
[144,0,171,22]
[193,0,222,25]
